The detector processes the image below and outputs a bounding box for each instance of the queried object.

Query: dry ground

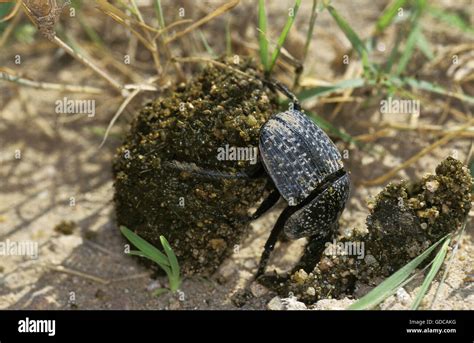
[0,0,472,309]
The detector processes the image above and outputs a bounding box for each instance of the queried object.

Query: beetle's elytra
[259,109,345,206]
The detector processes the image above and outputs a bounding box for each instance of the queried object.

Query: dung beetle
[164,80,350,277]
[253,102,350,276]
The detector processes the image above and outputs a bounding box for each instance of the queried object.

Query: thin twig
[165,0,239,44]
[130,0,162,75]
[386,122,474,133]
[303,0,319,62]
[0,0,21,23]
[17,1,125,94]
[0,71,105,94]
[53,36,125,94]
[110,272,151,283]
[99,88,141,149]
[49,265,151,285]
[124,83,159,91]
[49,265,109,285]
[362,118,474,186]
[0,4,21,48]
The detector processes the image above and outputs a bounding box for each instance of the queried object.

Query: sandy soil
[0,0,472,310]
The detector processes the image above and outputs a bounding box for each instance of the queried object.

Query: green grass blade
[153,288,170,297]
[128,250,173,276]
[0,2,14,33]
[120,227,180,293]
[13,24,36,44]
[326,5,368,65]
[128,0,141,18]
[394,23,420,76]
[298,78,366,101]
[430,221,468,308]
[306,111,358,146]
[160,236,181,291]
[258,0,269,72]
[394,0,426,76]
[427,6,474,34]
[411,237,451,309]
[302,0,318,63]
[365,259,436,306]
[77,14,105,47]
[160,236,180,277]
[416,31,434,60]
[225,16,232,55]
[384,30,403,73]
[398,77,474,104]
[127,250,148,258]
[348,234,449,310]
[268,0,301,74]
[199,30,217,58]
[376,0,407,33]
[120,226,170,267]
[153,0,166,29]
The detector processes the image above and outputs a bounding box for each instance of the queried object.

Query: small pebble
[306,287,316,296]
[250,281,269,297]
[292,269,308,284]
[243,259,257,270]
[217,260,237,283]
[146,280,161,292]
[425,180,439,193]
[267,296,284,310]
[281,296,307,310]
[396,287,411,305]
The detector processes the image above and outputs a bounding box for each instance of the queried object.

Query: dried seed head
[22,0,70,40]
[24,0,54,17]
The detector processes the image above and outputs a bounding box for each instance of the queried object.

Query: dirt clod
[53,220,77,235]
[113,58,279,275]
[284,157,472,304]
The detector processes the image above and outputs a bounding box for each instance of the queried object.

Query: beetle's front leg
[251,188,281,220]
[255,205,295,278]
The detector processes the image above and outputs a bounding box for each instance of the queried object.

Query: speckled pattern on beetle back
[113,58,279,275]
[260,110,344,206]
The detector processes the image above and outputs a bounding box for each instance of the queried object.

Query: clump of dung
[285,157,472,304]
[54,220,77,235]
[113,58,279,275]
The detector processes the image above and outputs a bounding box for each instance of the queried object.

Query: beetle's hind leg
[293,231,334,273]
